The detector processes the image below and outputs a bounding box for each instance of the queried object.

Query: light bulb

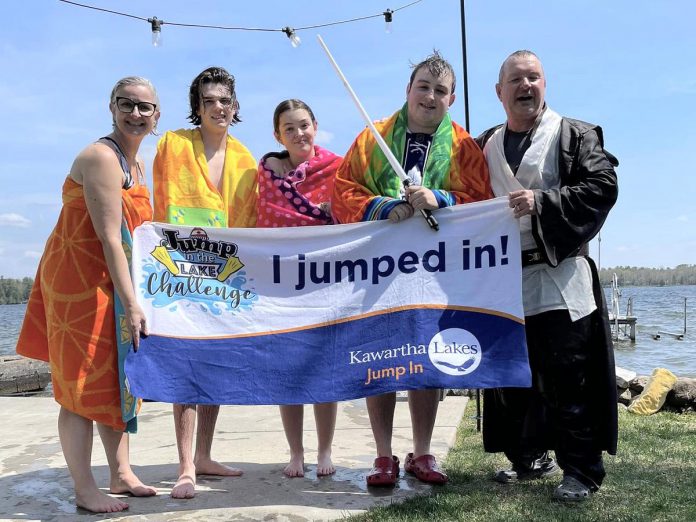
[282,27,301,48]
[383,10,393,34]
[149,17,162,47]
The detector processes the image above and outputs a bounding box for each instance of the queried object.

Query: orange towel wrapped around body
[16,177,152,430]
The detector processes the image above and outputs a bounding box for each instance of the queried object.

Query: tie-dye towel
[153,128,258,228]
[257,145,341,227]
[17,177,152,431]
[332,103,493,224]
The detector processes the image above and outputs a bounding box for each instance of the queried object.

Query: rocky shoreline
[450,367,696,414]
[616,366,696,413]
[0,355,50,395]
[2,356,695,413]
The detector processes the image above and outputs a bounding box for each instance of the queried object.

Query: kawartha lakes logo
[144,227,256,312]
[428,328,482,376]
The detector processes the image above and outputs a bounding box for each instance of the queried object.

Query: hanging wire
[57,0,423,33]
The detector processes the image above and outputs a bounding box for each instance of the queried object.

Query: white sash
[483,109,562,249]
[482,109,595,321]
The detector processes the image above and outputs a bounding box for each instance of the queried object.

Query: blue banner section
[125,308,530,405]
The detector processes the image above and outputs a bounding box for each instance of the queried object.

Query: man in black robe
[476,50,619,501]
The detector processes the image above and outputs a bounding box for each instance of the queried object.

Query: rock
[618,388,632,405]
[666,378,696,409]
[629,375,649,394]
[616,366,637,389]
[0,355,51,395]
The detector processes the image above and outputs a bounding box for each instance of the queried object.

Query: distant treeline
[0,277,34,304]
[2,267,693,303]
[599,265,696,287]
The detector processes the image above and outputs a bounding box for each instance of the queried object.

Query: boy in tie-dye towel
[331,51,493,488]
[153,67,256,500]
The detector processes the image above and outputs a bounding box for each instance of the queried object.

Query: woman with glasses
[257,99,342,477]
[17,77,160,513]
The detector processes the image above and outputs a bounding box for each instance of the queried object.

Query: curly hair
[188,66,241,126]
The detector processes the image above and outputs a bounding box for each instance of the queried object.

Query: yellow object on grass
[628,368,677,415]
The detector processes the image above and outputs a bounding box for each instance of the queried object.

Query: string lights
[149,17,162,47]
[57,0,424,48]
[383,9,394,34]
[281,27,301,48]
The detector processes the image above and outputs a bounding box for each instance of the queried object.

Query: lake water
[1,285,695,378]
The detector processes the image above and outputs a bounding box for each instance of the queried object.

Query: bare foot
[283,453,305,478]
[110,470,157,497]
[195,458,243,477]
[171,463,196,499]
[316,451,335,476]
[75,487,129,513]
[171,473,196,499]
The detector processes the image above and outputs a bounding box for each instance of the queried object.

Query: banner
[125,197,530,404]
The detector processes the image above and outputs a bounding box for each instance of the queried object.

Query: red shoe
[404,453,448,485]
[366,456,400,487]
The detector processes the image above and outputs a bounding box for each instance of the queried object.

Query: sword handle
[402,179,439,231]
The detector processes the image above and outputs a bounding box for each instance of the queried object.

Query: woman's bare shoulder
[70,141,121,184]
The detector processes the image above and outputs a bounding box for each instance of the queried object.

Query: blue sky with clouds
[1,0,694,278]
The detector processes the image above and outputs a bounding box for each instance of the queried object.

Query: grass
[348,402,696,522]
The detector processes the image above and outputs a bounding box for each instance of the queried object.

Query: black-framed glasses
[116,97,157,117]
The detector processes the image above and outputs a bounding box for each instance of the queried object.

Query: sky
[1,0,695,278]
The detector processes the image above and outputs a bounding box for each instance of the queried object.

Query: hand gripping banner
[125,197,530,404]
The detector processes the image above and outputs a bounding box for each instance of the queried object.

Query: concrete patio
[0,395,468,521]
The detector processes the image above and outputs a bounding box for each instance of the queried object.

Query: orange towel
[17,177,152,430]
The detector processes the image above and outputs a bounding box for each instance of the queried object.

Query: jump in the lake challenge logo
[144,227,256,311]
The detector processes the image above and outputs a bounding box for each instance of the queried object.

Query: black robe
[476,117,619,455]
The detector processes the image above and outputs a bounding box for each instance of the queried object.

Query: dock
[608,313,638,342]
[609,273,637,342]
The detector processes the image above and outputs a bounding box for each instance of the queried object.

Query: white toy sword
[317,34,439,231]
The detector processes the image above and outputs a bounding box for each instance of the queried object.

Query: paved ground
[0,395,468,521]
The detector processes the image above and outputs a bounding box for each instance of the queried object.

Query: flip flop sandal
[553,475,592,502]
[366,456,400,487]
[404,453,448,485]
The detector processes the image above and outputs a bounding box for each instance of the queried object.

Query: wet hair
[188,66,241,126]
[498,50,542,84]
[109,76,159,106]
[409,50,456,94]
[272,99,316,134]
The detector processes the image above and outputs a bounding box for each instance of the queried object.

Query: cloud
[314,129,335,146]
[676,215,689,222]
[23,251,43,259]
[0,213,31,227]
